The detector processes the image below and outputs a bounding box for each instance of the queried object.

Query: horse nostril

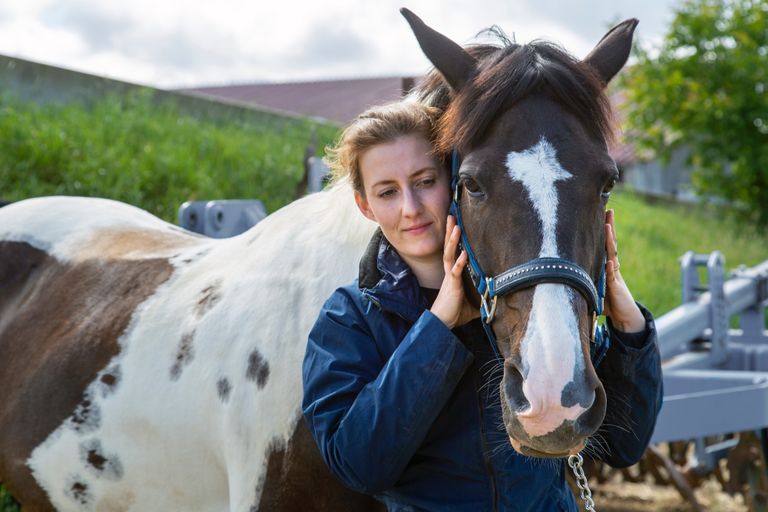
[574,384,607,436]
[504,364,529,413]
[561,378,595,409]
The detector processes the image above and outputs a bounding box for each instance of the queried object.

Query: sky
[0,0,678,90]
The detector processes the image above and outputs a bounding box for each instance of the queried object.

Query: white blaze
[505,137,584,437]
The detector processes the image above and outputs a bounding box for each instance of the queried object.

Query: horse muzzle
[501,359,607,456]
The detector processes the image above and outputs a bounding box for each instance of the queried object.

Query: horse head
[403,9,637,458]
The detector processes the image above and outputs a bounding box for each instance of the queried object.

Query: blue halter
[449,150,610,366]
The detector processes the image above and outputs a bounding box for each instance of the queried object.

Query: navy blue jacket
[302,231,663,511]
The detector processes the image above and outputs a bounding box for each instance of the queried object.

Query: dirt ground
[592,477,747,512]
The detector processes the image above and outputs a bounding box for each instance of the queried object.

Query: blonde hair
[326,101,442,194]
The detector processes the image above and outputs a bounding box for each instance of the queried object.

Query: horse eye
[601,177,617,199]
[462,177,483,197]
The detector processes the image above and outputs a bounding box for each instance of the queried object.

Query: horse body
[0,186,377,511]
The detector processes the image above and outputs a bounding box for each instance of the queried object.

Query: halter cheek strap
[450,149,610,366]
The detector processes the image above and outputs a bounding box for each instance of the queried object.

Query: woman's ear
[354,190,377,222]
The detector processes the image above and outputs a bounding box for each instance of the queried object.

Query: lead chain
[567,453,596,512]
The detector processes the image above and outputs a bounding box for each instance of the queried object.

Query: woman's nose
[401,189,423,217]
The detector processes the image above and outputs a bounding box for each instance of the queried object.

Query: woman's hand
[431,216,480,329]
[603,209,645,333]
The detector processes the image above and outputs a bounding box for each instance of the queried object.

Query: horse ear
[583,18,639,85]
[400,8,477,91]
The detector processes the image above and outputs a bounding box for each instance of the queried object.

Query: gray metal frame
[651,251,768,476]
[178,200,267,238]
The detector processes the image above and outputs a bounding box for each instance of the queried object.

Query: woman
[302,101,662,511]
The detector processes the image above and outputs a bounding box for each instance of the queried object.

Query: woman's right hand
[431,215,480,329]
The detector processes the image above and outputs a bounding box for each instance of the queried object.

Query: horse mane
[412,34,614,154]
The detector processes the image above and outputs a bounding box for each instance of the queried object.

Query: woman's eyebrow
[370,168,438,189]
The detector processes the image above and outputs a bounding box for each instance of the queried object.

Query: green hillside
[609,190,767,317]
[0,91,338,221]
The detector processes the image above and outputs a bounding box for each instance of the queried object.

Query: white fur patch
[505,137,572,258]
[506,137,585,436]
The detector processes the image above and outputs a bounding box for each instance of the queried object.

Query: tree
[620,0,768,227]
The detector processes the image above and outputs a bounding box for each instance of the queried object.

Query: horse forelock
[424,40,613,155]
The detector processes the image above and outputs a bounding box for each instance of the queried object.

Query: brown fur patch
[0,241,173,510]
[255,419,384,512]
[75,228,203,261]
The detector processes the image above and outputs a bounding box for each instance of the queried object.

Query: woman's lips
[403,222,432,235]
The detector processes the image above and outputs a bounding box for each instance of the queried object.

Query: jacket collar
[358,229,429,322]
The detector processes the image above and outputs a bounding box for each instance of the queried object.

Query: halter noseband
[449,150,610,366]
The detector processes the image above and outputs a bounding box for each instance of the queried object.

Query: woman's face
[354,134,450,267]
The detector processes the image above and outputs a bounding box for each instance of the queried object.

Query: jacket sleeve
[302,288,474,494]
[595,302,664,468]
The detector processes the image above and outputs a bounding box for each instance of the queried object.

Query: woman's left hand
[603,209,645,333]
[431,215,480,329]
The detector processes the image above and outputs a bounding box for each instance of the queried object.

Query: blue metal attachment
[178,200,267,238]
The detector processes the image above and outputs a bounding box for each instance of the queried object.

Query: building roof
[182,77,634,166]
[181,77,417,125]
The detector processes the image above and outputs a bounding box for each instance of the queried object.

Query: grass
[0,486,17,512]
[0,90,339,221]
[608,188,767,317]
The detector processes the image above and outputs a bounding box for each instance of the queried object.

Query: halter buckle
[481,285,498,324]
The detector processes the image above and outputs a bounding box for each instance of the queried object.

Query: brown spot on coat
[170,331,195,381]
[70,395,100,434]
[80,439,123,480]
[217,378,232,403]
[0,241,173,510]
[195,283,221,318]
[68,480,90,506]
[246,350,270,389]
[87,449,107,471]
[97,365,121,399]
[101,373,117,387]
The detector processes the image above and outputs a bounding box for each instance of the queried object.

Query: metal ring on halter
[481,283,498,324]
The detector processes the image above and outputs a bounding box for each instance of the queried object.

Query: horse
[0,10,637,511]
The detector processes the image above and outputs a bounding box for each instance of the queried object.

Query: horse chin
[510,437,585,459]
[501,399,590,458]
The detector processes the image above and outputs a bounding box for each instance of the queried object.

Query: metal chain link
[568,453,596,511]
